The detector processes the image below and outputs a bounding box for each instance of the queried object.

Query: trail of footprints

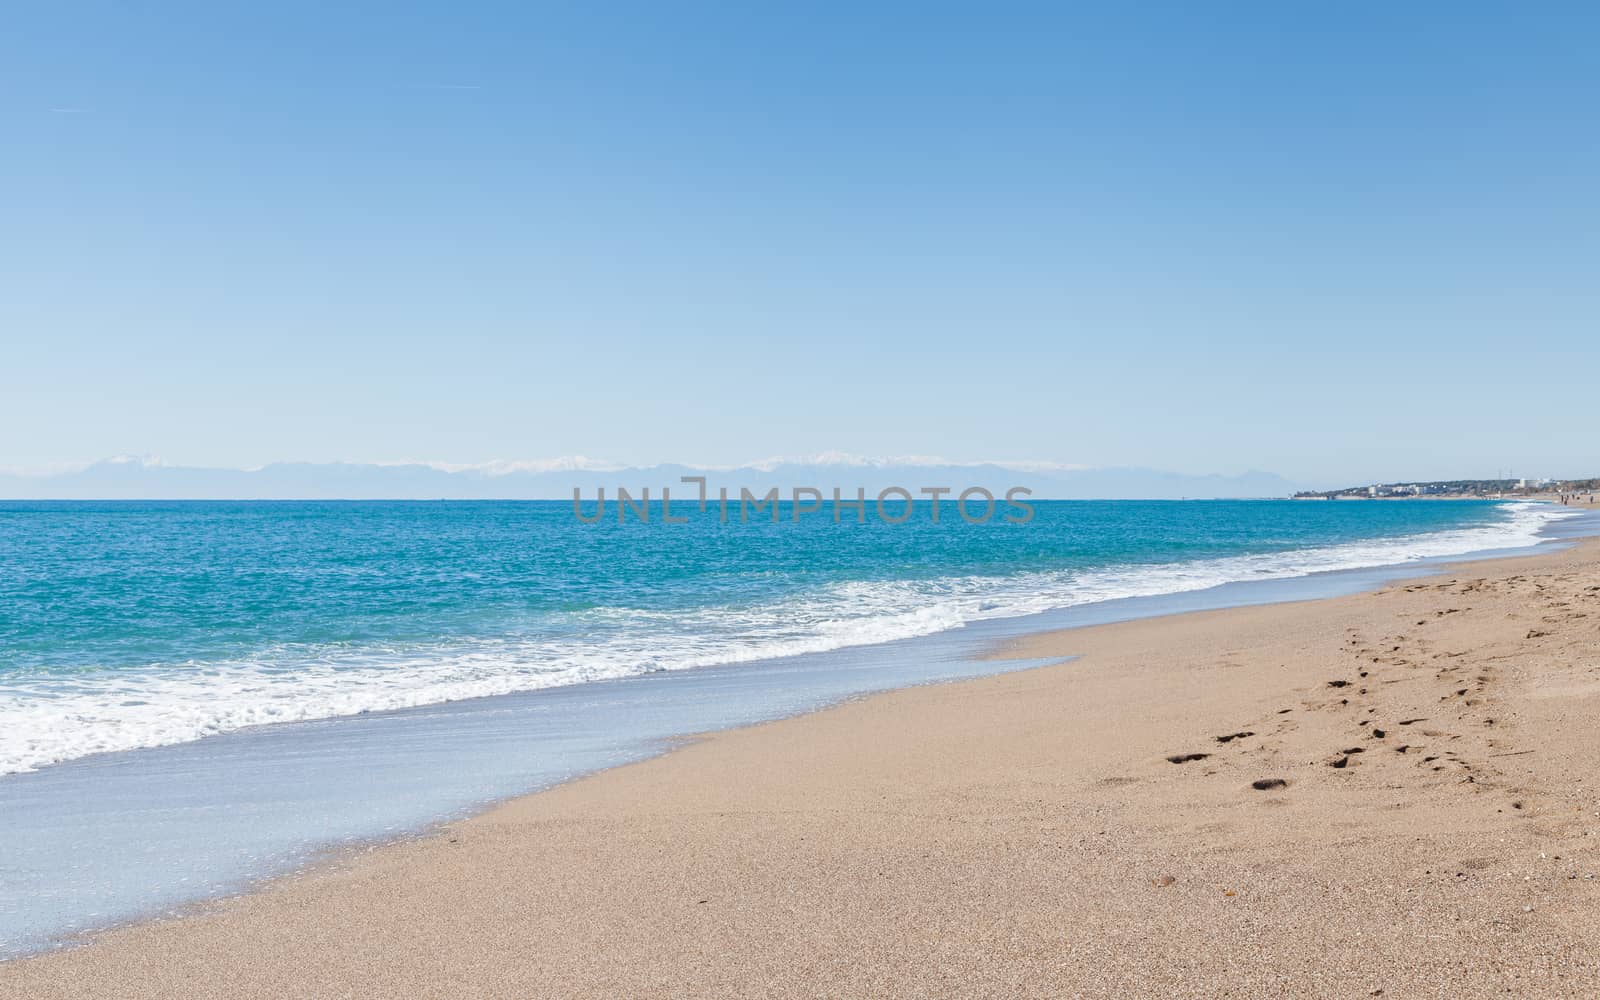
[1162,570,1600,805]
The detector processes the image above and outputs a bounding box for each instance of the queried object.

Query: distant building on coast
[1290,479,1575,500]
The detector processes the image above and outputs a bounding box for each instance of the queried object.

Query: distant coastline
[1294,478,1600,500]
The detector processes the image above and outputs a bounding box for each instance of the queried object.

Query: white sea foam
[0,502,1580,776]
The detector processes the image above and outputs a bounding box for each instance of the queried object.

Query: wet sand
[6,529,1600,997]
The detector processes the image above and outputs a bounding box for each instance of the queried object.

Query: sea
[0,497,1595,956]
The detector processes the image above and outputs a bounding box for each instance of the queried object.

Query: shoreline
[6,507,1600,996]
[4,498,1560,783]
[0,502,1589,962]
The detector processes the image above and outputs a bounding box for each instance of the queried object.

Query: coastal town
[1294,478,1600,500]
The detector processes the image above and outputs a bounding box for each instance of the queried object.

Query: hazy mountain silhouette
[0,458,1303,500]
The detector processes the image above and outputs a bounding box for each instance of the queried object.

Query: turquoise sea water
[0,498,1576,776]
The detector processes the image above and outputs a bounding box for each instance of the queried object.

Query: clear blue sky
[4,2,1597,485]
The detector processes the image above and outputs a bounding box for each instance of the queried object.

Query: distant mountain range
[0,457,1303,500]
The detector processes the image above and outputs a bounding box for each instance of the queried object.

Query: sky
[3,2,1597,487]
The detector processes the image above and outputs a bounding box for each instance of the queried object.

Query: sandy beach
[6,526,1600,998]
[13,0,1597,992]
